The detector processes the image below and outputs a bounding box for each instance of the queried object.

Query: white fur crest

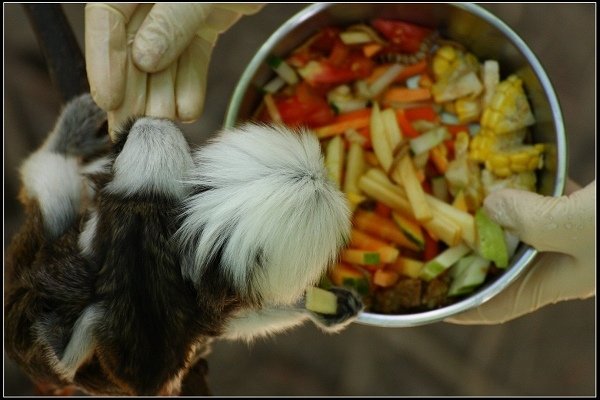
[178,123,351,304]
[106,118,193,199]
[20,151,82,238]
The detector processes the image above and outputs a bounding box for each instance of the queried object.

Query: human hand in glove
[446,179,595,325]
[84,3,264,135]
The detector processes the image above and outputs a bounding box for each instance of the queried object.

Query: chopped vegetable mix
[253,18,545,314]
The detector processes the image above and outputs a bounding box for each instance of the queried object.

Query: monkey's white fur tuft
[221,307,310,342]
[106,118,193,199]
[178,123,351,305]
[20,151,82,238]
[78,209,99,257]
[56,304,104,381]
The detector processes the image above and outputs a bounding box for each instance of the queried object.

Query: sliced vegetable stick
[315,115,371,138]
[425,193,476,247]
[266,55,299,85]
[381,108,403,151]
[363,169,470,246]
[336,107,372,122]
[329,263,370,295]
[389,256,424,278]
[393,59,428,83]
[341,249,381,265]
[358,175,413,217]
[343,142,366,195]
[430,144,449,173]
[409,126,450,155]
[262,76,286,94]
[419,243,471,281]
[370,102,393,172]
[396,109,420,138]
[340,31,372,45]
[349,229,399,263]
[324,135,344,189]
[368,63,405,98]
[354,210,421,251]
[396,156,433,222]
[373,269,400,287]
[422,212,462,247]
[383,87,432,103]
[305,287,337,314]
[366,63,394,84]
[391,211,425,250]
[452,190,469,212]
[263,93,282,124]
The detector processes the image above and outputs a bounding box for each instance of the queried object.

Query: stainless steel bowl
[224,3,567,327]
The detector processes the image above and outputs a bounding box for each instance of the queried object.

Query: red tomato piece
[273,82,335,128]
[371,18,433,54]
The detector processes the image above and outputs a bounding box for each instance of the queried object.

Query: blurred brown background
[4,3,596,396]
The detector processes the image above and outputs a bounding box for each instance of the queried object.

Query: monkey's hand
[42,93,109,158]
[307,287,364,333]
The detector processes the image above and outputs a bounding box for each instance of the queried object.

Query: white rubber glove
[85,3,264,135]
[446,179,596,324]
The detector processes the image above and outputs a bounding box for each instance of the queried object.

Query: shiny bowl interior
[224,3,567,327]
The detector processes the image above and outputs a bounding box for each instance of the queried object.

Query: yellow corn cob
[432,45,479,82]
[469,127,528,162]
[480,75,535,134]
[484,144,545,178]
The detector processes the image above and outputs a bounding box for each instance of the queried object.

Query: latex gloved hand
[446,179,595,325]
[85,3,264,136]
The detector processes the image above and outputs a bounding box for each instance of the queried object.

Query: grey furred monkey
[5,94,363,396]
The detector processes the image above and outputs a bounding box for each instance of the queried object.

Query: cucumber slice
[475,208,509,268]
[448,255,490,296]
[419,243,471,281]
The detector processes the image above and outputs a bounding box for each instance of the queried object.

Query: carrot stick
[383,87,431,103]
[396,109,420,138]
[393,59,428,83]
[404,106,438,122]
[315,116,371,138]
[315,108,372,139]
[336,107,372,122]
[350,229,399,263]
[430,144,449,174]
[423,231,440,261]
[354,210,421,251]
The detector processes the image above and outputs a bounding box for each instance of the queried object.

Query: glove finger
[203,8,245,34]
[175,36,214,123]
[482,182,595,255]
[445,250,594,325]
[132,3,214,73]
[213,4,266,15]
[145,62,178,120]
[106,56,148,139]
[85,4,138,110]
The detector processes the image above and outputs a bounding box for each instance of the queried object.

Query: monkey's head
[177,123,351,306]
